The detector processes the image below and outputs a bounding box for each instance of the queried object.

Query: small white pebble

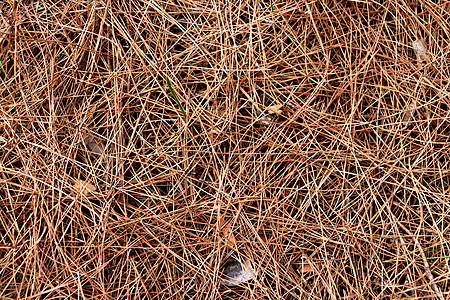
[412,40,429,61]
[221,259,256,287]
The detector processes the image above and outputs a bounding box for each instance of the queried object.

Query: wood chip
[267,104,283,115]
[74,179,96,196]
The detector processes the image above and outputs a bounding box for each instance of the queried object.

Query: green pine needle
[166,76,186,119]
[384,240,450,263]
[0,59,8,80]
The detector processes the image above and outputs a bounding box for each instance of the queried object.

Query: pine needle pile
[1,0,450,299]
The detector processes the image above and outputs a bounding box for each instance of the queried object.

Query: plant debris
[297,256,322,274]
[402,101,416,129]
[220,218,237,248]
[84,135,105,155]
[73,179,96,196]
[412,40,429,62]
[266,104,283,115]
[257,115,273,126]
[1,1,449,299]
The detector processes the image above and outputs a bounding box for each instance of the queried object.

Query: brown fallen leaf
[402,101,416,129]
[257,232,267,243]
[74,179,96,196]
[297,256,321,274]
[267,104,283,115]
[220,218,237,248]
[84,135,105,155]
[298,262,314,273]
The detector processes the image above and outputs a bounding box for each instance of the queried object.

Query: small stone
[412,40,429,62]
[221,259,256,287]
[257,115,273,126]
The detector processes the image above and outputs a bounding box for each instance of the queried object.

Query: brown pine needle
[220,219,237,249]
[1,1,450,299]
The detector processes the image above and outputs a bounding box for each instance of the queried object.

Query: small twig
[397,221,444,300]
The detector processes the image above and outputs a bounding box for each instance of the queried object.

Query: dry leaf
[297,257,321,274]
[412,40,429,62]
[74,179,96,196]
[267,104,283,115]
[220,219,237,248]
[84,135,105,154]
[257,232,267,243]
[298,262,314,273]
[402,101,416,129]
[221,259,256,286]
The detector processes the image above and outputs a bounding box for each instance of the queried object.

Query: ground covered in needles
[1,0,450,299]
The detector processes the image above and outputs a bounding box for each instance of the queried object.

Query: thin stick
[397,221,444,300]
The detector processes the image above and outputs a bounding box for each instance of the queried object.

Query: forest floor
[1,0,450,299]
